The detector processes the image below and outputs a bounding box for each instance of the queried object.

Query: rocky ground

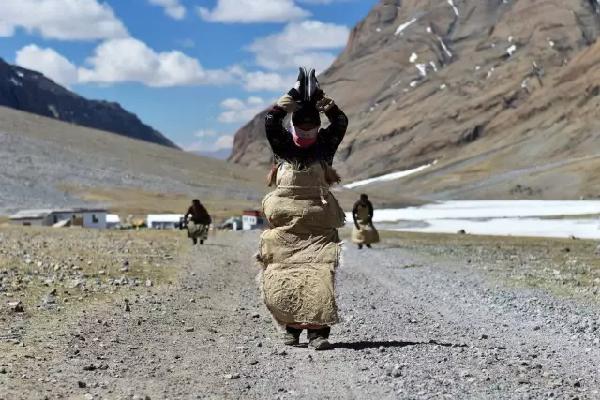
[1,227,599,399]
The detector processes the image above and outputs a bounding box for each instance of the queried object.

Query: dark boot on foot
[307,327,332,350]
[358,244,363,250]
[282,326,302,346]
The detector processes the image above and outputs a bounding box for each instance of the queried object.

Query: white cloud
[214,135,234,150]
[197,0,309,23]
[14,38,242,88]
[148,0,186,20]
[13,40,296,92]
[218,96,269,123]
[194,129,219,138]
[248,20,349,71]
[0,0,127,40]
[298,0,349,3]
[78,38,234,87]
[184,133,234,153]
[15,44,79,86]
[242,71,294,92]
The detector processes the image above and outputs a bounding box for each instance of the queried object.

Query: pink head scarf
[291,125,319,148]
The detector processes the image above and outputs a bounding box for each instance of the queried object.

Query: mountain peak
[228,0,600,199]
[0,58,177,149]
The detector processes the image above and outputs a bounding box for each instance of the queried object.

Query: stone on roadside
[42,290,58,307]
[121,260,129,273]
[8,301,24,313]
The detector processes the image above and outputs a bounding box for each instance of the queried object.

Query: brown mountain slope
[230,0,600,199]
[0,58,177,149]
[0,106,265,216]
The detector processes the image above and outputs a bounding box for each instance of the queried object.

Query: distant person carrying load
[352,194,380,249]
[184,199,212,245]
[257,67,348,350]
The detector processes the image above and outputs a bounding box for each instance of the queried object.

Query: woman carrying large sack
[352,193,380,249]
[184,199,212,245]
[257,68,348,350]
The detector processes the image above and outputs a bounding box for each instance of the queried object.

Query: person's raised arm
[316,92,349,164]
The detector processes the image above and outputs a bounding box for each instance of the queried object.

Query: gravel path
[2,231,599,399]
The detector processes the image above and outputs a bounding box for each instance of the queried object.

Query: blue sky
[0,0,376,157]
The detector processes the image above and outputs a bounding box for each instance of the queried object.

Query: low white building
[9,209,54,226]
[146,214,183,229]
[10,208,108,229]
[106,214,121,229]
[51,208,107,229]
[219,216,243,231]
[242,210,265,231]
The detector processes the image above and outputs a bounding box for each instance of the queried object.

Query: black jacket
[265,104,348,166]
[185,205,212,225]
[352,200,374,224]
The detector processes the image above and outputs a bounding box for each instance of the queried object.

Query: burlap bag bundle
[352,204,380,245]
[258,162,345,326]
[187,222,208,241]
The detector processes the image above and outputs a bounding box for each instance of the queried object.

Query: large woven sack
[188,222,208,240]
[258,162,343,326]
[352,224,380,245]
[262,259,339,325]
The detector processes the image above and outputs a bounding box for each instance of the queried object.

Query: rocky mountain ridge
[0,58,176,148]
[230,0,600,199]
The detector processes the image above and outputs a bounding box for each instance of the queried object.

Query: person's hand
[316,95,335,112]
[276,94,298,113]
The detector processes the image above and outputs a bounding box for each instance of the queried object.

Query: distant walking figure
[257,67,348,350]
[184,199,212,245]
[352,194,379,249]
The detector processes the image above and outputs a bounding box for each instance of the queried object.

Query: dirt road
[2,230,600,399]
